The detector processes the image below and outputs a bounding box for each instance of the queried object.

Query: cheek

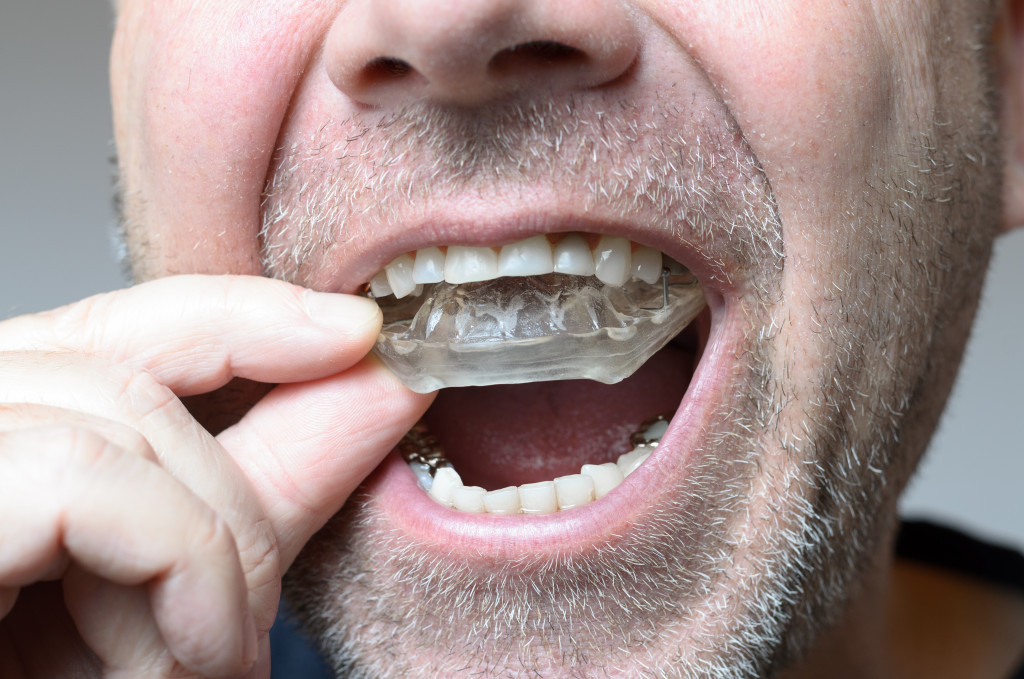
[652,0,900,315]
[112,1,338,277]
[655,0,895,187]
[646,1,912,404]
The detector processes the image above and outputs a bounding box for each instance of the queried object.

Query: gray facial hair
[265,47,999,679]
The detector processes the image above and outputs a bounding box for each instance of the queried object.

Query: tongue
[423,344,695,488]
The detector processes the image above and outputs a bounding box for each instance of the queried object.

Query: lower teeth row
[403,415,669,515]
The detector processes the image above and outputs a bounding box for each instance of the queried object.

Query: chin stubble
[285,331,800,678]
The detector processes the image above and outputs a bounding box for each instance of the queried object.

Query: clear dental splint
[370,265,706,393]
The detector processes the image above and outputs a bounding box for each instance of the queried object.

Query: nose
[324,0,640,107]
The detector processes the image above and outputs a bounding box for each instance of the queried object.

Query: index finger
[0,275,381,396]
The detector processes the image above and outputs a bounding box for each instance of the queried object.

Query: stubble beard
[270,96,799,676]
[259,45,1000,678]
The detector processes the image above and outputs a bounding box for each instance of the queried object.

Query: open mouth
[362,231,722,526]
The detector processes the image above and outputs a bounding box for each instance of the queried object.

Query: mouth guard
[372,271,705,393]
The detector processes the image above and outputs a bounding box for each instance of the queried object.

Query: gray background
[2,3,1021,549]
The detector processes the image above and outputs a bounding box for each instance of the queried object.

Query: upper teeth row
[369,233,666,300]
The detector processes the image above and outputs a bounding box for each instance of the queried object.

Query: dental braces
[400,412,673,478]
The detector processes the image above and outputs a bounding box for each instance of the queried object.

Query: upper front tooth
[385,253,417,299]
[632,246,663,285]
[553,234,596,276]
[369,270,393,298]
[593,236,631,286]
[412,247,446,284]
[445,246,499,284]
[498,235,554,277]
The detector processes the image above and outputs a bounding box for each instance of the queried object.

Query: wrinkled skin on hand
[0,275,433,678]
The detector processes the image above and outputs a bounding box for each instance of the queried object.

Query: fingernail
[303,291,382,330]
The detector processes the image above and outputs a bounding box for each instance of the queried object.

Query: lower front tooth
[429,467,463,507]
[580,462,624,498]
[554,474,595,510]
[452,485,487,513]
[483,486,521,514]
[518,481,558,514]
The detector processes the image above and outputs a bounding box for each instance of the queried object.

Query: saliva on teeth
[366,233,707,393]
[409,415,668,515]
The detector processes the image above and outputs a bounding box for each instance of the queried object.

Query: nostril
[488,40,587,77]
[363,56,415,82]
[506,41,585,63]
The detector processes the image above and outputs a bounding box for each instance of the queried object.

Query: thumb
[217,356,434,569]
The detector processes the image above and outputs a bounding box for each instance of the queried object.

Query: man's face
[112,1,1002,676]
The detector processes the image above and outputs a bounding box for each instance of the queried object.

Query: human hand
[0,275,432,678]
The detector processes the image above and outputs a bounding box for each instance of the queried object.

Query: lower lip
[363,295,737,561]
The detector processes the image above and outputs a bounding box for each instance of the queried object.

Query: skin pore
[109,1,1016,677]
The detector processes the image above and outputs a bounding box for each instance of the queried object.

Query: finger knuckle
[6,424,128,491]
[111,423,158,463]
[0,402,157,464]
[46,424,123,470]
[114,367,181,425]
[191,509,237,560]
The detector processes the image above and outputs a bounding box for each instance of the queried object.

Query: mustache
[258,95,784,296]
